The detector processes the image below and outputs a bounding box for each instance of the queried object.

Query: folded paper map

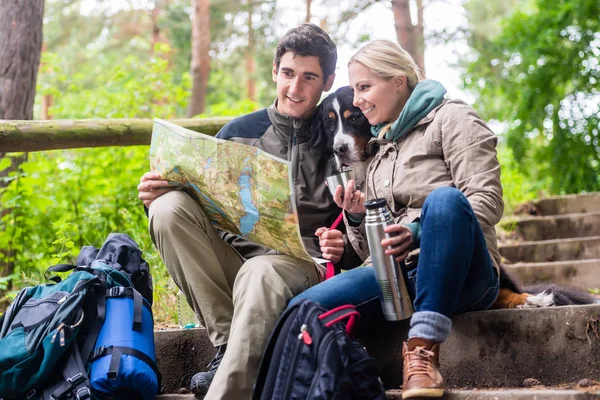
[149,119,313,262]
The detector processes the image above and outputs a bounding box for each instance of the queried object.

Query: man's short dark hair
[274,23,337,82]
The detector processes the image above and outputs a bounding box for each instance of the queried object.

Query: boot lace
[405,347,435,379]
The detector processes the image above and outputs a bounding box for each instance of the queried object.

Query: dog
[311,86,371,189]
[314,85,597,309]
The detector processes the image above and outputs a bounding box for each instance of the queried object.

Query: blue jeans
[290,187,499,341]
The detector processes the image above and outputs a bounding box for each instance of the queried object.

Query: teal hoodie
[371,80,447,142]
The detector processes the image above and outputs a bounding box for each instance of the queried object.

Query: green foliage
[1,45,192,322]
[497,143,551,215]
[463,0,600,195]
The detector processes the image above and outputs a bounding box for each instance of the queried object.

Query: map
[149,119,313,262]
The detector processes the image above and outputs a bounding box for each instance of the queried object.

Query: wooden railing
[0,118,233,152]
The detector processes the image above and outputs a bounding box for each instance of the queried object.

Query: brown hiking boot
[402,338,444,399]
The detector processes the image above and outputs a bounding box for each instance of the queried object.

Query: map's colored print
[149,119,312,262]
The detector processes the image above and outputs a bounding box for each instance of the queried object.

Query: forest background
[0,0,598,323]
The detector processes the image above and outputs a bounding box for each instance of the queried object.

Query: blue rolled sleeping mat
[89,286,159,400]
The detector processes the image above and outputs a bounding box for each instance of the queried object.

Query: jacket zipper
[281,307,319,399]
[305,330,340,398]
[291,133,298,207]
[21,294,69,308]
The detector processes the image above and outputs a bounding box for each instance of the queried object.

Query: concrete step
[505,258,600,289]
[499,236,600,263]
[389,388,600,399]
[155,305,600,393]
[500,211,600,241]
[534,192,600,216]
[363,305,600,389]
[157,388,600,399]
[155,329,215,394]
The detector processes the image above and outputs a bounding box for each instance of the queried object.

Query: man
[137,23,361,399]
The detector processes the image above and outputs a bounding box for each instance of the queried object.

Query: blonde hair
[349,39,421,138]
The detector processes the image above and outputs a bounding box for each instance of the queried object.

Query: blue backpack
[253,299,386,400]
[0,234,159,400]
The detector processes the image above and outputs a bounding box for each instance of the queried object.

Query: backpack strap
[45,264,78,283]
[48,346,92,400]
[319,305,361,336]
[106,286,144,331]
[90,345,161,387]
[79,283,106,365]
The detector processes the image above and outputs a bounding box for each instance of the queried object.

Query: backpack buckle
[107,286,124,297]
[67,373,84,386]
[26,389,37,399]
[91,345,105,360]
[76,387,91,400]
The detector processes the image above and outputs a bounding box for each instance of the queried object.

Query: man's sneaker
[189,344,227,396]
[402,338,444,399]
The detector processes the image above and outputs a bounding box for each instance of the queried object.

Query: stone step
[364,305,600,389]
[499,236,600,263]
[500,211,600,241]
[390,388,600,399]
[155,305,600,394]
[157,388,600,399]
[505,258,600,289]
[534,192,600,216]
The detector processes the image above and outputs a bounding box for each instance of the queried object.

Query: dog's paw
[517,291,556,308]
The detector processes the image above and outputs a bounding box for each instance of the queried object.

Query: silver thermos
[364,198,414,321]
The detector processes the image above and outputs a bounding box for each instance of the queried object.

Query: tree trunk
[306,0,312,23]
[188,0,210,117]
[150,3,162,52]
[0,0,44,119]
[0,0,45,298]
[391,0,425,77]
[246,9,256,104]
[41,95,53,120]
[415,0,425,78]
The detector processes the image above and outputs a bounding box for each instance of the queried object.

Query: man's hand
[137,172,173,208]
[333,179,366,216]
[315,227,344,264]
[381,224,413,263]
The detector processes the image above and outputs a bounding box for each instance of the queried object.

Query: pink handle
[325,212,345,280]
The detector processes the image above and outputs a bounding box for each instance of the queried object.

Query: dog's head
[312,86,371,169]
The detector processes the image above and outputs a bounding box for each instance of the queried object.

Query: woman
[291,39,503,399]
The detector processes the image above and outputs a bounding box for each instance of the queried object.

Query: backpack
[253,299,386,400]
[0,234,158,400]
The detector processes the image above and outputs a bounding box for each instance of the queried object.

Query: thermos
[364,198,414,321]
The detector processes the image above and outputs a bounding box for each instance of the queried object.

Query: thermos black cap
[364,198,387,210]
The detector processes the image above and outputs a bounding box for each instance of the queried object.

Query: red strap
[319,304,361,336]
[325,212,344,280]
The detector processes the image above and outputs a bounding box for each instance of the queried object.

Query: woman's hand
[315,227,344,264]
[381,224,413,263]
[333,179,366,215]
[137,172,173,208]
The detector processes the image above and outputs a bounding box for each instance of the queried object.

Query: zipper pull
[59,328,65,346]
[51,323,65,344]
[57,295,68,305]
[298,324,312,345]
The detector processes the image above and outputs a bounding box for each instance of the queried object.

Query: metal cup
[325,170,355,198]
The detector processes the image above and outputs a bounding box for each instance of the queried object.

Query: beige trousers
[149,191,321,399]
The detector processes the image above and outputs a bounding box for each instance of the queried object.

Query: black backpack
[253,299,386,400]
